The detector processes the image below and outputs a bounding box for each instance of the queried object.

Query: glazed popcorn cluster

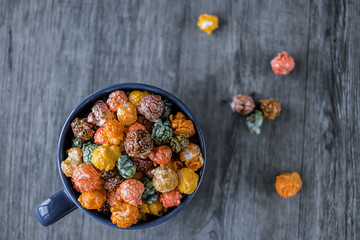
[61,90,204,228]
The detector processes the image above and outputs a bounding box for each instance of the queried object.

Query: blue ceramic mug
[34,83,206,229]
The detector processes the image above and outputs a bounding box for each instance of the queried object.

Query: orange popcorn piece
[94,119,124,145]
[179,143,204,171]
[78,188,107,209]
[71,163,103,193]
[270,51,295,75]
[197,14,219,35]
[159,189,182,208]
[110,200,139,228]
[166,160,184,172]
[169,112,196,137]
[116,179,145,206]
[275,172,302,198]
[107,90,128,112]
[128,122,146,132]
[117,102,137,126]
[149,145,172,166]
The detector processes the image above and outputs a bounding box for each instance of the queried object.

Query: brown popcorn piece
[71,118,95,141]
[124,129,153,159]
[259,99,281,120]
[97,201,111,217]
[230,94,255,115]
[87,100,115,127]
[137,115,154,133]
[104,175,123,192]
[138,95,164,122]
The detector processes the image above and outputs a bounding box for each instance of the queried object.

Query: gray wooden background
[1,0,359,239]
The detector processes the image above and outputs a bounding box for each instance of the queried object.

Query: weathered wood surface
[0,0,359,239]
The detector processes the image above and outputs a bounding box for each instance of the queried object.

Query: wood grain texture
[0,0,359,239]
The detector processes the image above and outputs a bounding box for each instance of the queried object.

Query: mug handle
[34,189,77,226]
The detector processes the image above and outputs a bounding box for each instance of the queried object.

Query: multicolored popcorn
[61,88,204,228]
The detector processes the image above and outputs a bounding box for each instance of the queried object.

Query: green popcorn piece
[246,110,264,134]
[160,100,172,121]
[151,119,173,145]
[71,137,83,148]
[170,134,189,153]
[141,177,158,204]
[116,155,136,179]
[82,141,98,165]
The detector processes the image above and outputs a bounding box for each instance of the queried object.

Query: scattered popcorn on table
[106,90,128,112]
[271,51,295,75]
[138,95,164,122]
[169,112,196,137]
[275,172,302,198]
[71,163,103,193]
[87,101,115,127]
[152,165,179,193]
[179,143,204,171]
[259,99,281,120]
[160,189,182,208]
[177,167,199,194]
[149,145,172,165]
[197,14,219,35]
[246,110,263,134]
[230,94,255,115]
[61,147,83,177]
[62,88,205,228]
[91,144,122,171]
[111,200,139,228]
[117,179,145,206]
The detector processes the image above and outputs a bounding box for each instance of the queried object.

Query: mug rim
[57,83,206,229]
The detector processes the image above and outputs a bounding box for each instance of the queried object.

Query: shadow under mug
[34,83,206,229]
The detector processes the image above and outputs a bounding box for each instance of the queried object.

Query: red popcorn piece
[107,90,128,112]
[116,179,145,206]
[159,189,182,208]
[138,95,164,122]
[87,101,115,127]
[149,146,172,166]
[94,127,106,145]
[71,163,103,193]
[107,191,122,207]
[270,51,295,75]
[128,122,146,132]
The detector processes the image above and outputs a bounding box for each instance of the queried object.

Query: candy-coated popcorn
[169,112,196,137]
[106,90,128,112]
[177,168,199,194]
[72,138,82,148]
[107,191,122,206]
[128,90,149,107]
[167,160,184,172]
[138,95,164,122]
[71,118,95,141]
[124,129,153,159]
[78,188,107,210]
[230,94,255,115]
[197,14,219,35]
[82,141,98,165]
[246,110,264,134]
[117,179,145,206]
[128,122,146,132]
[94,119,125,145]
[159,189,182,208]
[259,99,281,120]
[151,165,179,193]
[151,120,173,145]
[170,134,189,153]
[104,175,123,192]
[160,99,172,121]
[61,147,83,177]
[132,171,145,180]
[275,172,302,198]
[110,200,139,228]
[116,155,136,179]
[137,116,154,133]
[87,101,115,127]
[141,178,158,204]
[117,102,137,126]
[271,51,295,75]
[71,163,103,193]
[179,143,204,171]
[132,158,154,178]
[91,144,122,171]
[140,199,167,218]
[149,146,172,166]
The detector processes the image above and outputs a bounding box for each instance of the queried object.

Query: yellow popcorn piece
[197,14,219,35]
[91,144,121,171]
